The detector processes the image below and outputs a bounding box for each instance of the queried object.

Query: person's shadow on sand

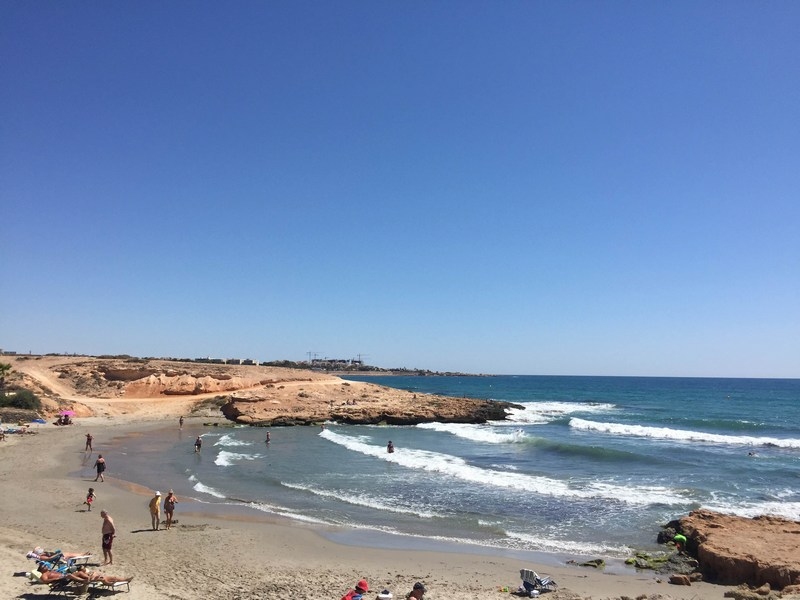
[130,528,158,534]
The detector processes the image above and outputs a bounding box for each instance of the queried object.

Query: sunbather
[27,548,90,562]
[35,564,133,587]
[69,565,134,586]
[36,567,68,583]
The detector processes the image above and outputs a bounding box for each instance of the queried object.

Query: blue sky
[2,2,798,377]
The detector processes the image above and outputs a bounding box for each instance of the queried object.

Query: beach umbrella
[59,410,76,416]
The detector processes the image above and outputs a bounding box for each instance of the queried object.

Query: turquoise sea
[106,376,800,560]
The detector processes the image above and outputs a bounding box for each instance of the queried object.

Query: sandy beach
[0,415,735,600]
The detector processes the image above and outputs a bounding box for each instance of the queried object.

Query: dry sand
[0,417,734,600]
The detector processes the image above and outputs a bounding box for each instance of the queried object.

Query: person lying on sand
[69,565,134,586]
[27,548,91,562]
[36,564,133,586]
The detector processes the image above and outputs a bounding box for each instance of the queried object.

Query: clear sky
[2,2,799,377]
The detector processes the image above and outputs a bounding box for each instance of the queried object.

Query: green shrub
[0,388,42,410]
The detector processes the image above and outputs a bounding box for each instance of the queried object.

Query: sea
[102,375,800,562]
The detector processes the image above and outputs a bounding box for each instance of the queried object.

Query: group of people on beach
[148,489,179,530]
[341,578,426,600]
[32,562,133,588]
[26,543,133,589]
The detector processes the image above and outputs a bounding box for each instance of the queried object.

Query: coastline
[0,417,733,600]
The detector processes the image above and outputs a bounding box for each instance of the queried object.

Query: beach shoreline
[0,417,733,600]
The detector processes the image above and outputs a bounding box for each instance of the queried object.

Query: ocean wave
[282,482,437,518]
[246,501,331,525]
[701,500,800,521]
[416,422,526,444]
[570,418,800,448]
[319,429,686,506]
[215,450,261,466]
[528,437,654,463]
[188,474,225,498]
[214,433,251,447]
[505,530,632,557]
[506,402,616,424]
[326,519,634,557]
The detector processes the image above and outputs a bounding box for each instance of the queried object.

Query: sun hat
[413,582,427,592]
[356,579,369,592]
[155,491,161,495]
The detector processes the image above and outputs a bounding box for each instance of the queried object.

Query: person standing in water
[387,441,395,453]
[179,416,184,429]
[94,454,106,482]
[194,436,202,453]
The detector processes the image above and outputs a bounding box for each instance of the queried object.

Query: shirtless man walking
[100,510,116,565]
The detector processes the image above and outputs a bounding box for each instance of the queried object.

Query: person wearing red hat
[340,579,369,600]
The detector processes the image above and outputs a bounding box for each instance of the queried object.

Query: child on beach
[84,488,97,511]
[341,579,369,600]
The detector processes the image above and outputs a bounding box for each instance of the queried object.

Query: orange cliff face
[4,356,520,424]
[678,509,800,590]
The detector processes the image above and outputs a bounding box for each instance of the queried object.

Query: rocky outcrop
[220,393,518,426]
[6,356,522,425]
[674,509,800,590]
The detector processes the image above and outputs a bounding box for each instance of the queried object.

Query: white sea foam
[247,501,330,525]
[570,418,800,448]
[324,519,633,557]
[188,475,225,498]
[417,422,526,444]
[214,434,250,447]
[215,450,261,466]
[505,530,632,557]
[282,482,436,518]
[702,500,800,521]
[319,429,686,506]
[506,402,616,424]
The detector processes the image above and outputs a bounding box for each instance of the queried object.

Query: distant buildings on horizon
[0,351,479,376]
[0,350,369,371]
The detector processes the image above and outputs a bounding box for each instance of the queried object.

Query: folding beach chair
[519,569,557,596]
[95,579,132,594]
[54,578,131,598]
[27,570,81,597]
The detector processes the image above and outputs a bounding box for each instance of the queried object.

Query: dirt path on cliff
[7,356,365,419]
